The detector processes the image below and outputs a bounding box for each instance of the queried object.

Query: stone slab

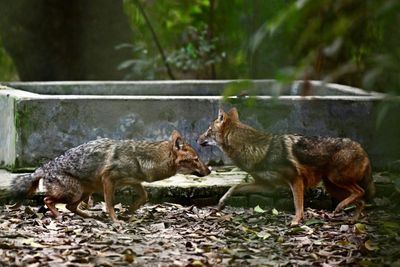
[0,167,247,201]
[0,169,392,210]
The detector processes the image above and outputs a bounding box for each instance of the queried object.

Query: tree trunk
[0,0,133,81]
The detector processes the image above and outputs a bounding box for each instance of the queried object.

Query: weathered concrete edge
[0,79,387,101]
[1,80,383,96]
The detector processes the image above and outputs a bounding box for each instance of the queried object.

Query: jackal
[198,107,375,226]
[11,130,210,222]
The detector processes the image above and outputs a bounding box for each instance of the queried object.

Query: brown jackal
[198,108,375,226]
[10,130,210,222]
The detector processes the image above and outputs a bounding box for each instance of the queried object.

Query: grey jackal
[11,130,210,222]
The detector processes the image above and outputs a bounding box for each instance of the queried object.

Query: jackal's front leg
[217,182,268,210]
[102,176,118,222]
[289,177,305,226]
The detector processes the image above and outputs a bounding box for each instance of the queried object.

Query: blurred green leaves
[166,26,224,74]
[122,0,218,79]
[1,0,399,91]
[250,0,400,94]
[0,37,17,80]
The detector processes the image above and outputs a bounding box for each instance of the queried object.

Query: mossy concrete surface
[0,167,248,206]
[2,80,399,172]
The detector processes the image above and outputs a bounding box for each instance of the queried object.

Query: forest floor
[0,202,399,267]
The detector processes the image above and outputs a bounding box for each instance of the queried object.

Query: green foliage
[122,0,215,79]
[1,0,395,90]
[251,0,400,94]
[166,26,224,75]
[116,43,161,80]
[0,37,18,81]
[121,0,289,80]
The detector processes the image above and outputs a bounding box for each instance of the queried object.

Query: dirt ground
[0,202,399,267]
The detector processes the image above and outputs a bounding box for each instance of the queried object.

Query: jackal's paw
[290,216,302,227]
[55,215,64,222]
[290,220,300,227]
[78,202,91,210]
[208,207,221,215]
[327,210,347,222]
[128,204,142,213]
[331,210,345,218]
[217,202,226,211]
[333,207,343,214]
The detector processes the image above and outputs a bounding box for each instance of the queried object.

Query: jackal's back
[291,135,366,167]
[42,138,178,183]
[42,138,116,180]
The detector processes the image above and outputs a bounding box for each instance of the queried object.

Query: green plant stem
[133,0,175,80]
[208,0,216,79]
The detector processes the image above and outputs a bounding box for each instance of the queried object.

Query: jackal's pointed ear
[172,130,184,150]
[217,108,226,122]
[227,107,239,121]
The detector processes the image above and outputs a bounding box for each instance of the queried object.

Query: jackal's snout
[198,108,234,147]
[180,147,211,177]
[196,133,209,147]
[176,151,211,177]
[197,128,218,147]
[191,161,211,177]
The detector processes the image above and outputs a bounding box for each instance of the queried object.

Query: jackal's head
[172,130,211,177]
[197,107,239,147]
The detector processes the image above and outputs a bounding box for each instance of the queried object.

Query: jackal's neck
[135,141,178,182]
[221,122,272,171]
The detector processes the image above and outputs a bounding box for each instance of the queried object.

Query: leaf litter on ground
[0,203,398,266]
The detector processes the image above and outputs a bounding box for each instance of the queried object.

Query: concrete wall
[0,88,15,168]
[0,81,399,171]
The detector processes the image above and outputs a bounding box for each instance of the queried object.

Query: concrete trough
[0,80,399,172]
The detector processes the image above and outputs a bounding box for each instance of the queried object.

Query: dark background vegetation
[0,0,399,95]
[0,2,400,264]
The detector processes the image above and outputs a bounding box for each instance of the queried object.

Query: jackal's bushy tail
[9,168,44,201]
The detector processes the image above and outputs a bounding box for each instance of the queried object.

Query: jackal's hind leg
[333,183,364,214]
[44,196,62,219]
[79,194,94,210]
[128,183,148,213]
[43,175,87,219]
[324,174,366,222]
[66,192,92,218]
[350,199,365,223]
[66,201,91,218]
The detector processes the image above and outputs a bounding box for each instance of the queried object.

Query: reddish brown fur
[198,107,375,226]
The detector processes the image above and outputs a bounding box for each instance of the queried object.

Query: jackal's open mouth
[197,138,209,146]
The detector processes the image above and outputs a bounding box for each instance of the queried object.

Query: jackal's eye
[181,158,193,163]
